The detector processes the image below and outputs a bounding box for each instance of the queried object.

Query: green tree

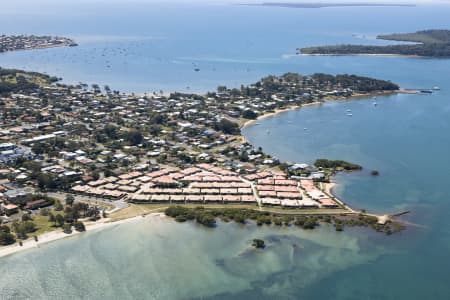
[54,200,63,211]
[40,208,50,216]
[0,225,10,233]
[0,232,15,245]
[13,221,36,239]
[123,129,143,145]
[55,214,64,227]
[48,213,56,225]
[214,119,240,135]
[74,221,86,232]
[63,223,72,234]
[242,110,257,120]
[22,221,36,233]
[65,195,75,206]
[37,173,58,190]
[196,213,216,227]
[21,213,32,221]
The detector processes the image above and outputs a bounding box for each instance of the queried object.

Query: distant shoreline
[240,3,415,9]
[0,43,75,54]
[298,30,450,58]
[0,35,77,54]
[299,53,423,58]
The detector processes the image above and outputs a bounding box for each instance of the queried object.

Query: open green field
[32,215,57,236]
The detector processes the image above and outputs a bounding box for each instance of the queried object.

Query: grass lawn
[32,214,58,236]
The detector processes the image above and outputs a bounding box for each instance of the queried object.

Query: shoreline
[0,213,162,259]
[0,189,398,259]
[0,43,77,55]
[0,86,408,259]
[241,89,402,132]
[298,53,424,58]
[239,91,410,222]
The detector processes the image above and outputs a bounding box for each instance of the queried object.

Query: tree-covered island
[299,29,450,57]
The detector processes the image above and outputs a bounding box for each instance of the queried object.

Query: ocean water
[0,1,449,93]
[0,216,408,300]
[1,1,450,299]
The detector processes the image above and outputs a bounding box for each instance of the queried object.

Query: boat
[255,122,261,125]
[373,102,378,106]
[420,90,433,94]
[346,109,352,112]
[303,127,308,130]
[194,68,200,72]
[432,86,441,90]
[347,113,353,116]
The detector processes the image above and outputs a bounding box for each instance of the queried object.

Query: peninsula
[242,2,414,9]
[299,29,450,57]
[0,68,404,254]
[0,35,77,53]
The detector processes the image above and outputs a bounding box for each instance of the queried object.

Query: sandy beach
[241,102,322,130]
[241,89,403,132]
[0,214,163,259]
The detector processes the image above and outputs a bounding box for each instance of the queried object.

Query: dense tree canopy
[214,119,240,135]
[314,159,362,171]
[300,30,450,58]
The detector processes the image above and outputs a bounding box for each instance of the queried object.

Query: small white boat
[303,127,308,130]
[373,102,378,106]
[255,122,261,125]
[347,113,353,116]
[432,86,440,90]
[346,109,352,112]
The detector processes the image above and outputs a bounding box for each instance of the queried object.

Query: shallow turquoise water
[1,1,450,299]
[0,216,403,299]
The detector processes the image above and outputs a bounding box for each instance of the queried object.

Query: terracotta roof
[275,179,297,186]
[204,195,223,202]
[258,179,275,185]
[241,195,257,202]
[259,190,277,197]
[222,195,240,202]
[185,195,204,202]
[3,204,18,210]
[220,188,238,195]
[257,185,275,191]
[276,192,301,199]
[274,186,298,192]
[237,188,253,194]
